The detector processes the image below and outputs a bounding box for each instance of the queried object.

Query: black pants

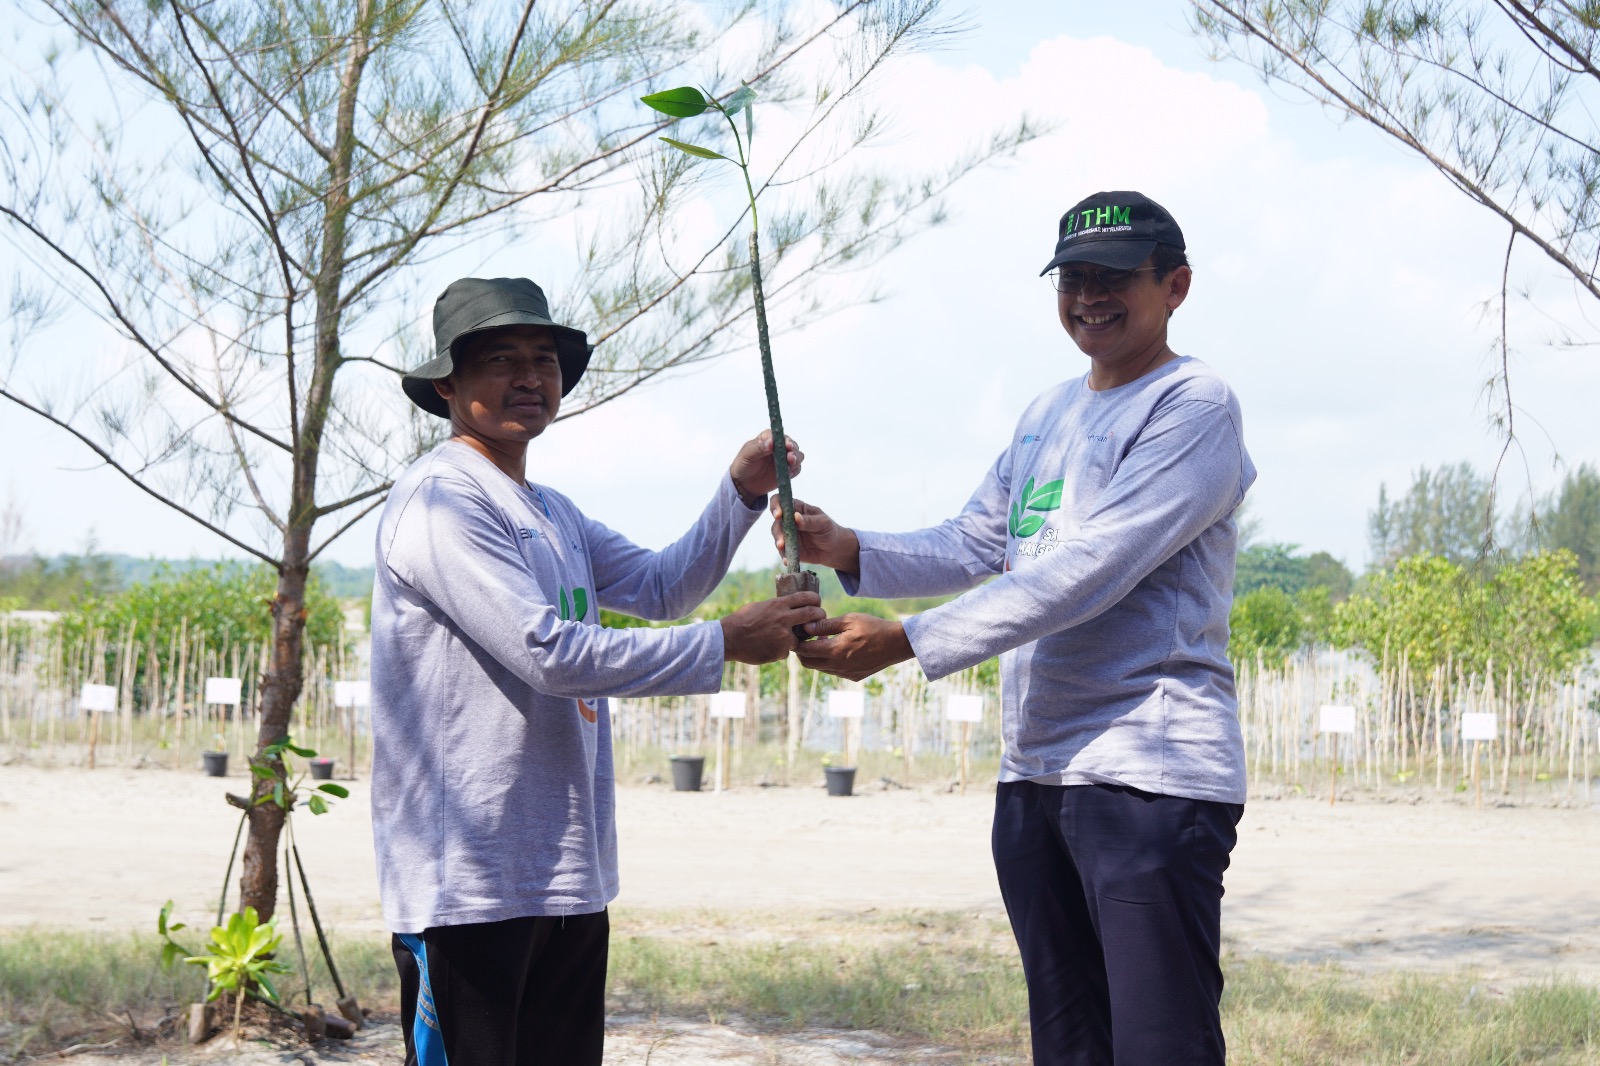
[392,911,609,1066]
[992,781,1242,1066]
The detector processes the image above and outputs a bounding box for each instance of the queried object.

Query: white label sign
[204,677,242,706]
[334,680,371,708]
[1319,705,1357,735]
[827,690,865,719]
[946,694,983,723]
[1461,712,1497,741]
[80,683,118,712]
[709,691,747,719]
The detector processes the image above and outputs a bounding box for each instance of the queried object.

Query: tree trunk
[238,533,311,921]
[233,1,369,923]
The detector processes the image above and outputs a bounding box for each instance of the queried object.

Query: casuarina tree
[0,0,1035,920]
[1190,0,1600,528]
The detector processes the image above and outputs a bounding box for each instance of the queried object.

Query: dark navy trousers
[393,910,609,1066]
[992,781,1242,1066]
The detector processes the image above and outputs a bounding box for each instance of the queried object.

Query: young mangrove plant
[640,83,818,600]
[159,901,291,1044]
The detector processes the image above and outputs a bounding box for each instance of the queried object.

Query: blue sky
[2,1,1595,573]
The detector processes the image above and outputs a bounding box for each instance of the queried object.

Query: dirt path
[1,766,1596,983]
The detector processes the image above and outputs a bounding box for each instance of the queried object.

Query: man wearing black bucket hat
[774,193,1255,1065]
[370,276,823,1066]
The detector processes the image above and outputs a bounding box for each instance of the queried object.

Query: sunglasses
[1047,266,1158,294]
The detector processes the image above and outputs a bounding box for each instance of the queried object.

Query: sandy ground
[2,764,1597,986]
[34,1018,980,1066]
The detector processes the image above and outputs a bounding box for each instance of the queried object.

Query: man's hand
[795,613,913,681]
[771,497,861,575]
[720,592,825,664]
[729,429,804,507]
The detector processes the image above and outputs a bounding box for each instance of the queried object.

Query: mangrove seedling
[640,83,818,600]
[161,901,290,1043]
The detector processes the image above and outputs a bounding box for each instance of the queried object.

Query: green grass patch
[1,914,1597,1063]
[1225,956,1600,1065]
[609,933,1027,1052]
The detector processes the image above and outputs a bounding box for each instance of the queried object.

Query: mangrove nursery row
[0,551,1596,797]
[4,619,1597,802]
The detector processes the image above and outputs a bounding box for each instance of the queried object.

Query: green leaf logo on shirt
[559,586,588,622]
[1008,475,1064,539]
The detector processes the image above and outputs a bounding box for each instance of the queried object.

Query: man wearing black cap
[370,277,824,1066]
[775,193,1255,1065]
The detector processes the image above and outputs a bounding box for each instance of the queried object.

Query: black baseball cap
[401,277,593,418]
[1039,191,1186,274]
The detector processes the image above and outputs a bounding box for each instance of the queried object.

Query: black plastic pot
[824,766,857,797]
[202,751,228,777]
[669,755,705,792]
[310,757,336,781]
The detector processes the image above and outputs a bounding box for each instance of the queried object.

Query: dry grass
[1,911,1596,1063]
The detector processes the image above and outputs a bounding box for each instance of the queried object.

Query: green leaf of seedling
[169,921,185,933]
[316,782,350,798]
[1015,515,1046,538]
[248,925,275,957]
[250,763,276,779]
[272,781,284,809]
[307,794,327,815]
[724,84,757,116]
[1027,478,1064,512]
[661,136,731,161]
[158,900,173,936]
[285,743,316,758]
[640,86,711,117]
[256,973,281,1003]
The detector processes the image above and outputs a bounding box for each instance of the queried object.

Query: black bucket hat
[1039,191,1185,274]
[401,277,593,418]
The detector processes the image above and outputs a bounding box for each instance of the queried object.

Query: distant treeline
[6,460,1596,666]
[1229,461,1600,670]
[0,554,376,610]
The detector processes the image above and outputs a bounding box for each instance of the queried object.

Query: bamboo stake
[174,617,189,751]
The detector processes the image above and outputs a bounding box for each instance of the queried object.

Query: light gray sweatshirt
[369,441,761,933]
[842,357,1255,803]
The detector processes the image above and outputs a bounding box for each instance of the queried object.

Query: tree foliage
[1191,1,1600,307]
[1368,462,1496,570]
[1236,542,1354,599]
[1333,550,1594,691]
[1537,462,1600,593]
[1192,0,1600,503]
[57,563,346,700]
[0,552,119,612]
[1229,585,1338,666]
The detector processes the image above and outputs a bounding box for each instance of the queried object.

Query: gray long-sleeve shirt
[842,356,1255,803]
[369,441,761,933]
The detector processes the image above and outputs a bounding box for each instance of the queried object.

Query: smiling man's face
[1057,256,1191,380]
[434,324,562,445]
